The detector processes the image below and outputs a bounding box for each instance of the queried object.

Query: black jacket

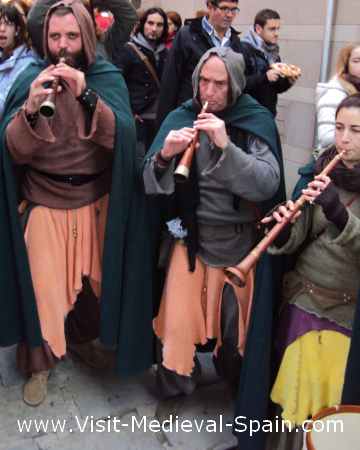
[114,38,168,115]
[157,18,243,125]
[241,41,292,116]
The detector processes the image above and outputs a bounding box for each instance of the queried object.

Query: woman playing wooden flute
[264,94,360,450]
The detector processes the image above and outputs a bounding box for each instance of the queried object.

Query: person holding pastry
[241,8,299,116]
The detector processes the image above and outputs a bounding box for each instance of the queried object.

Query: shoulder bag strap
[126,42,161,89]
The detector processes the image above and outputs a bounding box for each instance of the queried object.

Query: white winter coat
[316,77,348,149]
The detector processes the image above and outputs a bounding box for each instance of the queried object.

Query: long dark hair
[0,0,29,50]
[137,7,168,43]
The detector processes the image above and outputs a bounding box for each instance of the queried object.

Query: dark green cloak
[0,57,155,375]
[147,95,287,450]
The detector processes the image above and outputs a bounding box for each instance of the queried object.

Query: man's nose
[59,36,68,48]
[205,82,216,96]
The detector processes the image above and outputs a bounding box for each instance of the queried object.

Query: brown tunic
[6,84,116,209]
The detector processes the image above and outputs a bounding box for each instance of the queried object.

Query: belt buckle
[68,175,82,186]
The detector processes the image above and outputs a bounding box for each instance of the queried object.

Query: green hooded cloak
[0,56,155,375]
[147,48,287,449]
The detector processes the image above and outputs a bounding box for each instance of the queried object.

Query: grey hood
[192,47,246,108]
[131,32,166,60]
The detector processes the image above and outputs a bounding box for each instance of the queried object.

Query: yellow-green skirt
[271,330,350,426]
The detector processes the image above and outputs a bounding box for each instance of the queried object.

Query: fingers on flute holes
[273,211,284,223]
[286,200,295,210]
[290,211,301,223]
[278,205,291,218]
[261,216,273,224]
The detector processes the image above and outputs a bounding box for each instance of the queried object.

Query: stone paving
[0,347,238,450]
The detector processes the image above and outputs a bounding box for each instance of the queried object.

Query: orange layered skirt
[23,196,108,358]
[154,242,254,376]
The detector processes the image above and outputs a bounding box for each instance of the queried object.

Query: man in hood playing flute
[143,47,286,448]
[0,0,155,407]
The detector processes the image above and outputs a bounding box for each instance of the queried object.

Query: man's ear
[254,24,263,35]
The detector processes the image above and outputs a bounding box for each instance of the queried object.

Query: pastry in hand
[271,63,302,78]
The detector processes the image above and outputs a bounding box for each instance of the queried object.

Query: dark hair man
[114,7,168,157]
[241,8,298,116]
[143,48,286,440]
[27,0,138,61]
[0,0,154,407]
[156,0,243,126]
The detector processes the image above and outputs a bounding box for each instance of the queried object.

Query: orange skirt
[154,242,254,376]
[23,196,108,358]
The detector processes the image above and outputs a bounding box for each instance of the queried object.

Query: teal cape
[292,159,360,409]
[148,95,287,450]
[0,57,155,375]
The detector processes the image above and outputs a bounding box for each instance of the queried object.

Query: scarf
[242,29,280,64]
[315,146,360,192]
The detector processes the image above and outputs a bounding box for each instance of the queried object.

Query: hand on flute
[26,65,62,114]
[261,175,331,227]
[301,174,331,204]
[161,127,197,160]
[260,200,300,247]
[307,175,348,231]
[51,62,86,98]
[261,200,301,226]
[194,112,229,149]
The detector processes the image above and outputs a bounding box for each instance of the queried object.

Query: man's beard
[144,32,161,46]
[49,49,86,69]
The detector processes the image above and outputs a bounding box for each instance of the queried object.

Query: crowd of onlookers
[2,0,360,147]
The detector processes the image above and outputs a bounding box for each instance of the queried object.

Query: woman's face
[0,16,17,53]
[335,107,360,168]
[348,47,360,79]
[167,18,177,35]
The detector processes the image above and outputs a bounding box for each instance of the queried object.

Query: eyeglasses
[217,6,240,15]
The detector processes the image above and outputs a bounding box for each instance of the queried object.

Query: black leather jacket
[241,42,292,116]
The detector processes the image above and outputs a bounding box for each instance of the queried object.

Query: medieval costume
[266,146,360,450]
[0,0,155,404]
[27,0,138,61]
[143,48,286,414]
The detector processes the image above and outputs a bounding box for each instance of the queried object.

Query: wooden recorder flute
[39,51,66,118]
[174,101,209,183]
[224,150,346,287]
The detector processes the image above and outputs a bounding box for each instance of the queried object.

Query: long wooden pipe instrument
[174,101,208,182]
[39,50,66,118]
[224,150,347,287]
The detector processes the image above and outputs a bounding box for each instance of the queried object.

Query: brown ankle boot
[23,370,50,407]
[67,341,115,370]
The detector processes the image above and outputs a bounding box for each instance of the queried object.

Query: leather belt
[31,168,108,186]
[302,277,357,305]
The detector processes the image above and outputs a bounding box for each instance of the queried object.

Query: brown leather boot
[23,370,50,407]
[67,341,115,370]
